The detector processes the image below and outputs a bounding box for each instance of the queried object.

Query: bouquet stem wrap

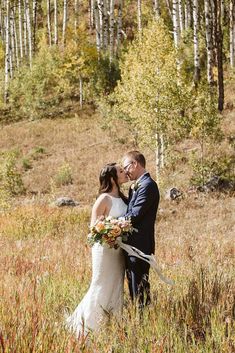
[117,240,174,286]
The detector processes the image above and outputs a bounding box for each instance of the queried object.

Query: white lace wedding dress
[66,196,127,336]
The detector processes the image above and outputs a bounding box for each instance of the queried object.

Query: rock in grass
[54,197,79,207]
[165,188,183,201]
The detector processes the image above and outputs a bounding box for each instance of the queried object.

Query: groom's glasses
[123,161,133,172]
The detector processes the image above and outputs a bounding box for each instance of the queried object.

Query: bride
[66,163,128,337]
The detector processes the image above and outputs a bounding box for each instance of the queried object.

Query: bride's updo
[99,163,127,203]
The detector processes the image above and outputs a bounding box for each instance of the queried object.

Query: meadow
[0,112,234,352]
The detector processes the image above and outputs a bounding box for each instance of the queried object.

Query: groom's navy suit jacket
[125,173,160,255]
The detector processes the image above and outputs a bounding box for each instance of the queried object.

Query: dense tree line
[0,0,234,111]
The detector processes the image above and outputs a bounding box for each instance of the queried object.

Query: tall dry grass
[0,195,234,352]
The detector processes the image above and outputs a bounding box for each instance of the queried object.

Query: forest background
[0,0,234,352]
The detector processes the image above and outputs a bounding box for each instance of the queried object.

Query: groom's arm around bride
[122,151,160,308]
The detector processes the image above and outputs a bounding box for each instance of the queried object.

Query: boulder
[54,197,79,207]
[165,187,183,201]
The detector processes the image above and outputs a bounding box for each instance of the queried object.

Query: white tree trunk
[54,0,58,44]
[205,0,214,84]
[25,0,32,68]
[62,0,67,46]
[193,0,200,82]
[178,0,184,33]
[229,0,235,67]
[155,133,164,180]
[153,0,160,19]
[172,0,180,47]
[103,0,108,50]
[117,0,123,51]
[10,8,15,72]
[165,0,172,18]
[47,0,52,46]
[90,0,95,29]
[4,0,10,103]
[110,0,115,61]
[74,0,78,32]
[137,0,142,34]
[23,0,28,56]
[18,0,23,58]
[32,0,37,53]
[97,0,103,48]
[79,75,83,108]
[13,9,19,68]
[94,0,101,54]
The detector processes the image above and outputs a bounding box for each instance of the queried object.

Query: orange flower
[95,221,105,232]
[110,225,121,237]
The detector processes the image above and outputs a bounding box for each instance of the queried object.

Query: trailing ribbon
[117,240,175,286]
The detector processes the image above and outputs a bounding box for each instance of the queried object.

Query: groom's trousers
[125,255,151,308]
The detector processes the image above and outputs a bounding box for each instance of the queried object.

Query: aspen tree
[74,0,78,32]
[25,0,32,68]
[103,0,108,50]
[4,0,10,103]
[205,0,214,84]
[110,0,115,60]
[193,0,200,82]
[54,0,58,44]
[18,0,23,58]
[117,0,123,51]
[62,0,67,46]
[47,0,52,46]
[229,0,235,67]
[137,0,142,34]
[32,0,37,52]
[172,0,180,47]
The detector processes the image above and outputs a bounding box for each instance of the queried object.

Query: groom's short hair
[125,151,146,168]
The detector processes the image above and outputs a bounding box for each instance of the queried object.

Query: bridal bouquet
[88,216,134,248]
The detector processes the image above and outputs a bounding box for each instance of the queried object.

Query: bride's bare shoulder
[93,193,112,209]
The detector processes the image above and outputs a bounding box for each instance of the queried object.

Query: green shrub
[0,151,25,196]
[54,163,73,187]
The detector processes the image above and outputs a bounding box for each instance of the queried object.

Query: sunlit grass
[0,196,234,352]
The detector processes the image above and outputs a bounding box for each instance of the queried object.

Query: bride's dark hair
[99,163,128,204]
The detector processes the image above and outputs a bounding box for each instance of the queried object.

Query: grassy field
[0,109,234,352]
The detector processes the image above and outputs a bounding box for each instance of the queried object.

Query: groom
[122,151,160,308]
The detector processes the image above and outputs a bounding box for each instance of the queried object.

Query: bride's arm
[90,194,112,226]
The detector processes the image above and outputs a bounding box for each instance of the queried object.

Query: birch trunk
[10,7,15,72]
[94,0,101,54]
[25,0,32,68]
[0,5,3,40]
[178,0,184,33]
[32,0,37,53]
[74,0,78,32]
[13,8,19,67]
[18,0,23,58]
[79,75,83,108]
[54,0,58,44]
[165,0,172,18]
[229,0,235,67]
[62,0,67,46]
[215,0,224,111]
[137,0,142,34]
[4,0,10,103]
[172,0,180,47]
[23,0,27,56]
[155,133,164,180]
[110,0,115,61]
[103,0,108,50]
[90,0,95,29]
[47,0,52,46]
[117,0,123,51]
[205,0,214,84]
[97,0,103,48]
[153,0,160,18]
[193,0,200,82]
